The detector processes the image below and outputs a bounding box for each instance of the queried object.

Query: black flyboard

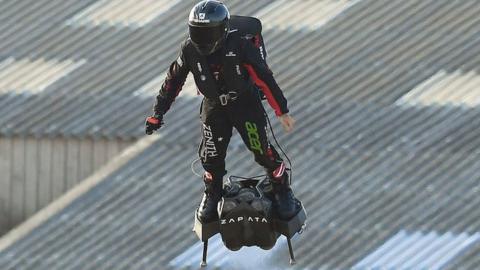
[193,175,307,267]
[218,178,277,251]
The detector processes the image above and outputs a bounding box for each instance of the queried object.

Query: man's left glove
[145,114,164,135]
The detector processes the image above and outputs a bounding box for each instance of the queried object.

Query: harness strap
[218,91,239,106]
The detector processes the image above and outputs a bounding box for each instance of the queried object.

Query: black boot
[270,172,299,220]
[197,175,223,223]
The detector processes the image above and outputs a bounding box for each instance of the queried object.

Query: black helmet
[188,0,230,55]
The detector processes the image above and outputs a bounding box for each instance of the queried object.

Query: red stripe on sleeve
[165,80,182,98]
[244,64,282,116]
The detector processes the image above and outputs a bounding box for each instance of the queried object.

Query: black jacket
[154,32,289,116]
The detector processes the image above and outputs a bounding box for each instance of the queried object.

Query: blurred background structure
[0,0,480,269]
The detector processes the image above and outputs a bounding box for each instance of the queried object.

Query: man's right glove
[145,114,163,135]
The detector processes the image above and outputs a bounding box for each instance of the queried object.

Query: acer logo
[245,121,263,154]
[220,216,269,224]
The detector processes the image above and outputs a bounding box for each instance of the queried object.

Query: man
[145,0,299,222]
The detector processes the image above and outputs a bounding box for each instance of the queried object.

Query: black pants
[198,91,283,179]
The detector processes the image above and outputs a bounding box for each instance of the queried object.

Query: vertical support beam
[51,137,66,200]
[93,139,107,170]
[79,139,94,184]
[10,137,25,226]
[66,138,80,190]
[24,138,38,218]
[38,138,53,209]
[0,137,12,233]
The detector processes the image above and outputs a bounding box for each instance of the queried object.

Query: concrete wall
[0,136,134,235]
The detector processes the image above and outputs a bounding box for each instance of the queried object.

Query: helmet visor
[189,24,226,47]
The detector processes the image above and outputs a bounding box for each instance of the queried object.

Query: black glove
[145,114,163,135]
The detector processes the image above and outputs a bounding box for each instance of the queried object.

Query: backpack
[230,15,268,100]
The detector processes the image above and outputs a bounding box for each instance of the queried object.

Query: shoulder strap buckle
[219,92,239,106]
[219,94,229,106]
